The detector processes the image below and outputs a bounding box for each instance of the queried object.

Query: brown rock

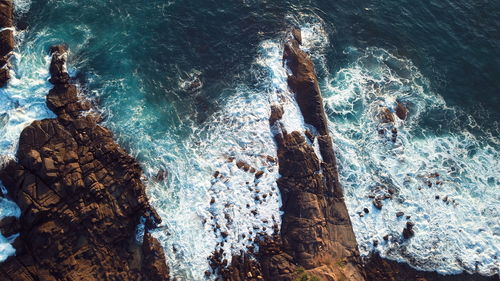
[255,171,264,179]
[378,107,395,123]
[402,222,415,239]
[0,45,169,280]
[395,101,409,120]
[365,253,496,281]
[249,29,366,281]
[291,28,302,45]
[283,29,329,135]
[142,232,170,281]
[269,104,284,125]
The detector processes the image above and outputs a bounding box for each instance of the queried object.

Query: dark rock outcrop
[0,46,169,280]
[0,0,14,87]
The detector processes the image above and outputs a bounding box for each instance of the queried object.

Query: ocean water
[0,0,498,279]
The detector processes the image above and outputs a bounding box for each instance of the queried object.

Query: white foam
[92,20,331,279]
[91,38,294,280]
[14,0,31,15]
[255,39,306,134]
[323,47,499,276]
[143,85,283,280]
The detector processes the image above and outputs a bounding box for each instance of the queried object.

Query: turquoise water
[0,0,498,279]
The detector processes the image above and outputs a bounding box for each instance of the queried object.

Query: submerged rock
[0,216,19,237]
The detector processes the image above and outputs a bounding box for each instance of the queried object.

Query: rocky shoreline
[211,29,499,281]
[0,3,498,280]
[0,45,170,280]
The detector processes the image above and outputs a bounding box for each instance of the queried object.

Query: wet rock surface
[0,46,169,280]
[0,0,13,87]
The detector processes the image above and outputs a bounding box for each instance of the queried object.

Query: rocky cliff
[0,45,170,281]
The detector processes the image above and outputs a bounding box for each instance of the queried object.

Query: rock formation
[0,46,169,280]
[0,0,13,87]
[216,28,500,281]
[252,28,366,281]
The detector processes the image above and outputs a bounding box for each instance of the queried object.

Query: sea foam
[323,47,499,276]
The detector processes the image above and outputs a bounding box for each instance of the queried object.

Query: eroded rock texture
[0,0,13,87]
[0,46,169,281]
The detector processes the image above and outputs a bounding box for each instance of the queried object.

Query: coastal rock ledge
[0,46,170,281]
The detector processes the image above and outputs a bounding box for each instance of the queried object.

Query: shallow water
[0,0,498,278]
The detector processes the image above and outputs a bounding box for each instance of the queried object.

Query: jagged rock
[155,169,168,182]
[373,198,383,209]
[0,45,169,280]
[255,28,365,281]
[291,28,302,45]
[364,253,497,281]
[48,45,70,84]
[255,171,264,179]
[283,28,329,136]
[141,232,170,281]
[236,160,251,171]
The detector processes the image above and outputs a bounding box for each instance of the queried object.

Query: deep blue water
[0,0,498,279]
